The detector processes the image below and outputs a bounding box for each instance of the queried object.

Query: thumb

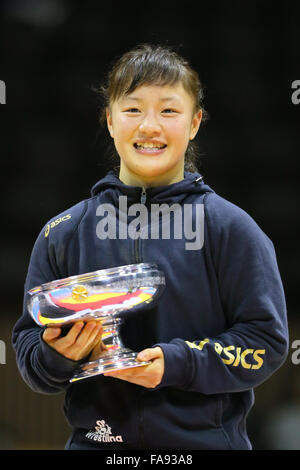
[137,347,162,362]
[43,327,61,342]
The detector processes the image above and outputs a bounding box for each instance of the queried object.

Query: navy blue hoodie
[12,170,288,450]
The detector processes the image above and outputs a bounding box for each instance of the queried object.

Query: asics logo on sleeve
[185,339,265,370]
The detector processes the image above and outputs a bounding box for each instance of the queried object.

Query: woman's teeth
[134,143,166,149]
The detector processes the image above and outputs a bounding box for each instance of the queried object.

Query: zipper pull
[140,187,147,204]
[195,175,203,183]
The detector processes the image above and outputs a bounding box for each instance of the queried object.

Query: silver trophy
[27,263,165,383]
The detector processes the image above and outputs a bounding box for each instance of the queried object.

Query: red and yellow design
[31,286,154,326]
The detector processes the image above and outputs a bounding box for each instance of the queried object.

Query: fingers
[104,363,162,388]
[75,321,103,353]
[63,321,85,346]
[42,320,104,362]
[66,321,102,361]
[89,334,108,361]
[43,327,62,342]
[104,349,165,389]
[137,347,163,362]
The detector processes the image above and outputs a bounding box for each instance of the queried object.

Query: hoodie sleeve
[155,193,289,394]
[12,203,87,394]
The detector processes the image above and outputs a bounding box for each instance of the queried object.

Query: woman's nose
[138,113,161,135]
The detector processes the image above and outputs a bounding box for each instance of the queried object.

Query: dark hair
[96,43,209,172]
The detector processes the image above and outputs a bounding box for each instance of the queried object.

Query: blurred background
[0,0,299,450]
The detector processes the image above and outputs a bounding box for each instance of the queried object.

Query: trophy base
[70,349,151,383]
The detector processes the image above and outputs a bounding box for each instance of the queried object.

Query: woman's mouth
[133,142,167,154]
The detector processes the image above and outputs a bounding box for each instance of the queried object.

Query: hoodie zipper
[134,187,147,263]
[135,186,147,449]
[140,186,147,205]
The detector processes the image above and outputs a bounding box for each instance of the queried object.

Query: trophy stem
[70,315,151,383]
[100,317,126,353]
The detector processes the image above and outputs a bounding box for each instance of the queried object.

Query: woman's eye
[124,108,140,113]
[162,109,177,114]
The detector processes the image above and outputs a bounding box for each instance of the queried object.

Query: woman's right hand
[42,321,103,362]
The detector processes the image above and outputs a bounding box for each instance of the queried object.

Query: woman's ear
[190,109,202,141]
[106,107,114,138]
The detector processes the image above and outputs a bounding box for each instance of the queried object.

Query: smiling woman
[97,44,209,178]
[12,43,288,452]
[106,83,203,187]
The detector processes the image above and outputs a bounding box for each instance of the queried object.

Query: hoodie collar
[90,170,214,205]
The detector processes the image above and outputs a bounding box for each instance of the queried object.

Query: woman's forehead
[119,83,192,103]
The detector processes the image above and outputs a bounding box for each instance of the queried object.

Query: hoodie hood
[90,170,214,205]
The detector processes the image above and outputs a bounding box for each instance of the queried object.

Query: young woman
[12,44,288,450]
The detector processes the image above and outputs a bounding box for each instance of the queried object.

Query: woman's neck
[118,162,185,188]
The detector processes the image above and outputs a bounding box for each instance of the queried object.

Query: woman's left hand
[104,347,164,389]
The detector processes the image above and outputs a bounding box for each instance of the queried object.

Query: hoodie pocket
[142,389,233,449]
[62,377,143,446]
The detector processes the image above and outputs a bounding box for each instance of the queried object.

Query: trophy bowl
[27,263,165,382]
